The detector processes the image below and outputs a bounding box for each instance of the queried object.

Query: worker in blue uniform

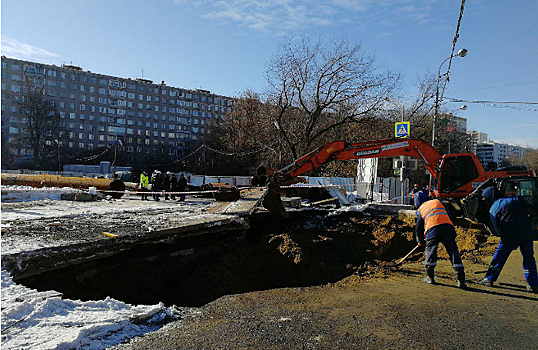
[415,197,466,289]
[478,186,538,293]
[413,186,430,209]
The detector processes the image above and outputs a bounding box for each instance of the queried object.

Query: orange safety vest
[418,199,453,233]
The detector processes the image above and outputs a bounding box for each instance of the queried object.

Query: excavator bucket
[260,172,289,218]
[262,187,288,217]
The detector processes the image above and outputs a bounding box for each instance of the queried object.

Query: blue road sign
[395,122,410,138]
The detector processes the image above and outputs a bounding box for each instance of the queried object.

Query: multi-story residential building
[475,140,527,169]
[1,56,233,168]
[467,130,488,152]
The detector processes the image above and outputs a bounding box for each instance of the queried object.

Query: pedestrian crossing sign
[395,122,410,138]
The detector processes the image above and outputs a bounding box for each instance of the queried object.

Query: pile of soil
[169,214,420,306]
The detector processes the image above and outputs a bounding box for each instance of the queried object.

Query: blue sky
[2,0,537,147]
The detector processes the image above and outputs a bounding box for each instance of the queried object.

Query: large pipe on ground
[1,173,126,199]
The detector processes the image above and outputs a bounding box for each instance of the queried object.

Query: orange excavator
[263,138,537,219]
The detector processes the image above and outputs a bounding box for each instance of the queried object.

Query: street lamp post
[432,48,467,149]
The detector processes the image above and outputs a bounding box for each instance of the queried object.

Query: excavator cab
[499,176,538,197]
[462,176,538,239]
[437,155,482,197]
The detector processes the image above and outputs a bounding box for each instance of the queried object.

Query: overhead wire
[445,98,538,105]
[439,0,466,105]
[445,97,538,112]
[157,141,279,167]
[76,144,113,161]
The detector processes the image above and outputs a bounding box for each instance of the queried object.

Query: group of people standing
[413,183,537,294]
[139,170,188,202]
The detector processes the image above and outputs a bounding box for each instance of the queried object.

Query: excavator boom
[263,137,535,217]
[285,138,442,179]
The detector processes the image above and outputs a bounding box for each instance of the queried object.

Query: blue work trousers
[425,229,464,272]
[485,239,538,287]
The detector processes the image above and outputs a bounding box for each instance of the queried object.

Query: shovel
[397,244,422,265]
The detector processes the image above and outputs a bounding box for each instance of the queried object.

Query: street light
[432,48,468,148]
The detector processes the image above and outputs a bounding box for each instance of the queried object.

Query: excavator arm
[263,137,536,217]
[281,138,442,179]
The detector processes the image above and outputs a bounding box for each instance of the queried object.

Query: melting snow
[1,185,207,349]
[1,270,187,350]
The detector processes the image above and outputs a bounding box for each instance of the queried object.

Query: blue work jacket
[489,196,537,245]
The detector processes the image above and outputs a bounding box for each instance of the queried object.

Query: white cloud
[172,0,436,32]
[394,4,432,24]
[1,37,61,64]
[331,0,369,12]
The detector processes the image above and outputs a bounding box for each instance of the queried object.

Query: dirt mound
[269,233,303,264]
[437,227,489,259]
[368,216,415,259]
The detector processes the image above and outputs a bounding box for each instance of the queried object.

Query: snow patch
[1,270,186,350]
[1,185,83,202]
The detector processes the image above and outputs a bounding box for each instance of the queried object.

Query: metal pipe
[1,173,126,198]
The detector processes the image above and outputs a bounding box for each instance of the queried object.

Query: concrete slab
[206,188,267,216]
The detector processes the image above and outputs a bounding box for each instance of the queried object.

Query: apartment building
[1,56,233,168]
[467,130,488,152]
[475,140,527,168]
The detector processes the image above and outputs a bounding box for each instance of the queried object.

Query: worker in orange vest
[416,198,467,289]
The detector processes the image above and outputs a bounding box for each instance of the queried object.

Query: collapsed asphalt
[2,196,537,349]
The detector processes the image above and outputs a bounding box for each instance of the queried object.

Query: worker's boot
[423,267,436,284]
[456,270,467,290]
[477,277,493,287]
[526,285,538,294]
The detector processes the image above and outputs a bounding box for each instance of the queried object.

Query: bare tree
[508,150,538,174]
[1,132,16,169]
[199,91,275,174]
[266,35,400,159]
[14,87,60,169]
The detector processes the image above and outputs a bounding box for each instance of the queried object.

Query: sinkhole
[13,213,417,307]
